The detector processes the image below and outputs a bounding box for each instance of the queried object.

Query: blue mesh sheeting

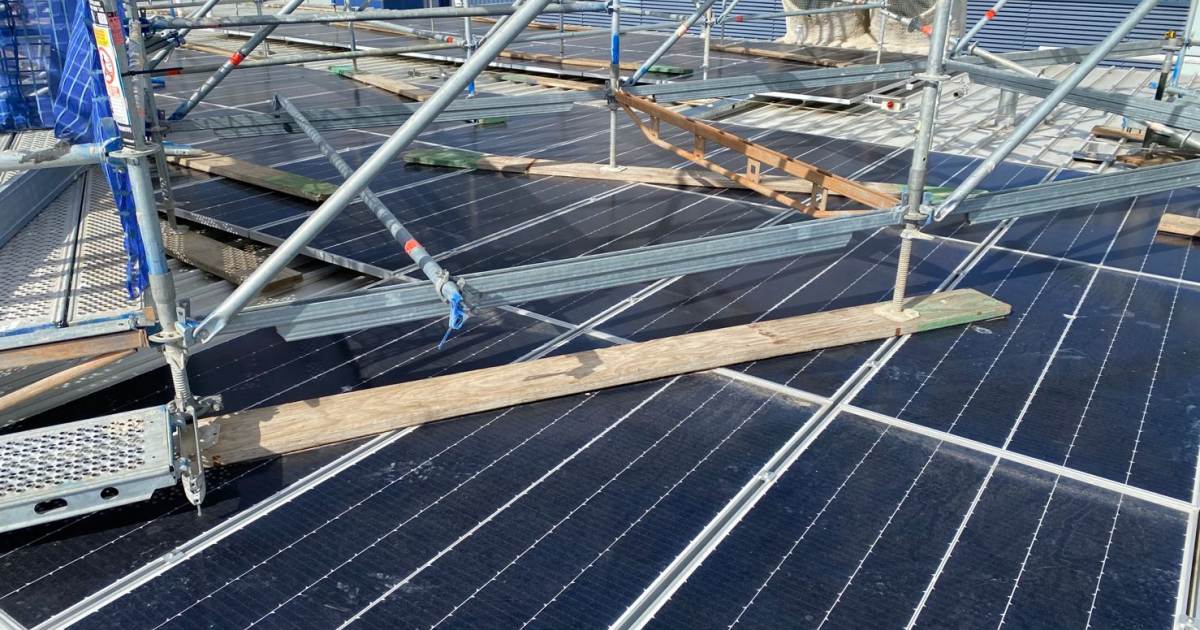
[59,0,149,297]
[0,0,72,130]
[2,0,148,298]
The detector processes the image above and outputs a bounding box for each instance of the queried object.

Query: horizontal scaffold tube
[141,18,687,77]
[945,59,1200,132]
[146,2,607,30]
[219,210,902,340]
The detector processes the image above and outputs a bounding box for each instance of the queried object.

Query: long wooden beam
[403,147,907,197]
[708,42,850,68]
[494,72,597,91]
[202,289,1009,466]
[167,151,339,202]
[497,49,691,75]
[0,330,147,371]
[330,67,434,101]
[0,350,137,416]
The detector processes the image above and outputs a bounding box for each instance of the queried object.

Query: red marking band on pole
[229,51,245,65]
[165,68,182,75]
[404,239,420,254]
[919,24,932,35]
[447,36,455,43]
[984,9,996,19]
[108,14,125,44]
[734,14,743,21]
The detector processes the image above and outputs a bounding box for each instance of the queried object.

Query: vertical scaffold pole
[95,0,206,505]
[194,0,558,342]
[146,0,223,69]
[347,0,359,71]
[625,0,719,85]
[608,0,620,168]
[461,0,476,98]
[257,0,270,55]
[875,6,886,65]
[701,6,711,80]
[935,0,1161,219]
[887,0,952,319]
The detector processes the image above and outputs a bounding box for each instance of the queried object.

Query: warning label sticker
[92,23,131,128]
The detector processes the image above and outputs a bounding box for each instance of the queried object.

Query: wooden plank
[1116,152,1191,168]
[1091,125,1146,142]
[167,151,338,202]
[496,49,690,75]
[0,331,147,371]
[495,72,597,91]
[202,289,1010,466]
[1157,212,1200,238]
[474,16,592,32]
[160,223,302,294]
[403,146,911,197]
[708,42,850,68]
[0,350,137,415]
[330,67,434,101]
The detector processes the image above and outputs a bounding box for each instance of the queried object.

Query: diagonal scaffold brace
[191,0,560,345]
[274,95,467,341]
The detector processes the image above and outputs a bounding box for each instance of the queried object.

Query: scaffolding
[1,0,1199,615]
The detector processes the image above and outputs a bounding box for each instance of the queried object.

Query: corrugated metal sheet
[965,0,1185,58]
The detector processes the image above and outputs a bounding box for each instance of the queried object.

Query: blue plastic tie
[437,293,467,350]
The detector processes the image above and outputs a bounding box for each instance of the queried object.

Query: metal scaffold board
[68,169,145,324]
[0,175,85,335]
[0,131,57,188]
[0,406,176,533]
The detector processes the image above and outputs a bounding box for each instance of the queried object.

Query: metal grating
[0,406,176,533]
[0,130,57,187]
[0,174,83,333]
[67,169,143,323]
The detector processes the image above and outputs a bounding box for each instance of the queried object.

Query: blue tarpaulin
[0,0,148,297]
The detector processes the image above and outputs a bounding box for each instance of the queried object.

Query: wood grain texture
[0,350,137,414]
[159,222,302,293]
[403,147,902,196]
[1091,125,1146,142]
[495,72,597,91]
[203,289,1009,466]
[0,331,146,371]
[1157,212,1200,238]
[496,49,690,74]
[167,151,338,202]
[708,42,848,67]
[473,16,592,32]
[331,69,434,101]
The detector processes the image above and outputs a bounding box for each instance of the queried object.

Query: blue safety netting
[1,0,148,298]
